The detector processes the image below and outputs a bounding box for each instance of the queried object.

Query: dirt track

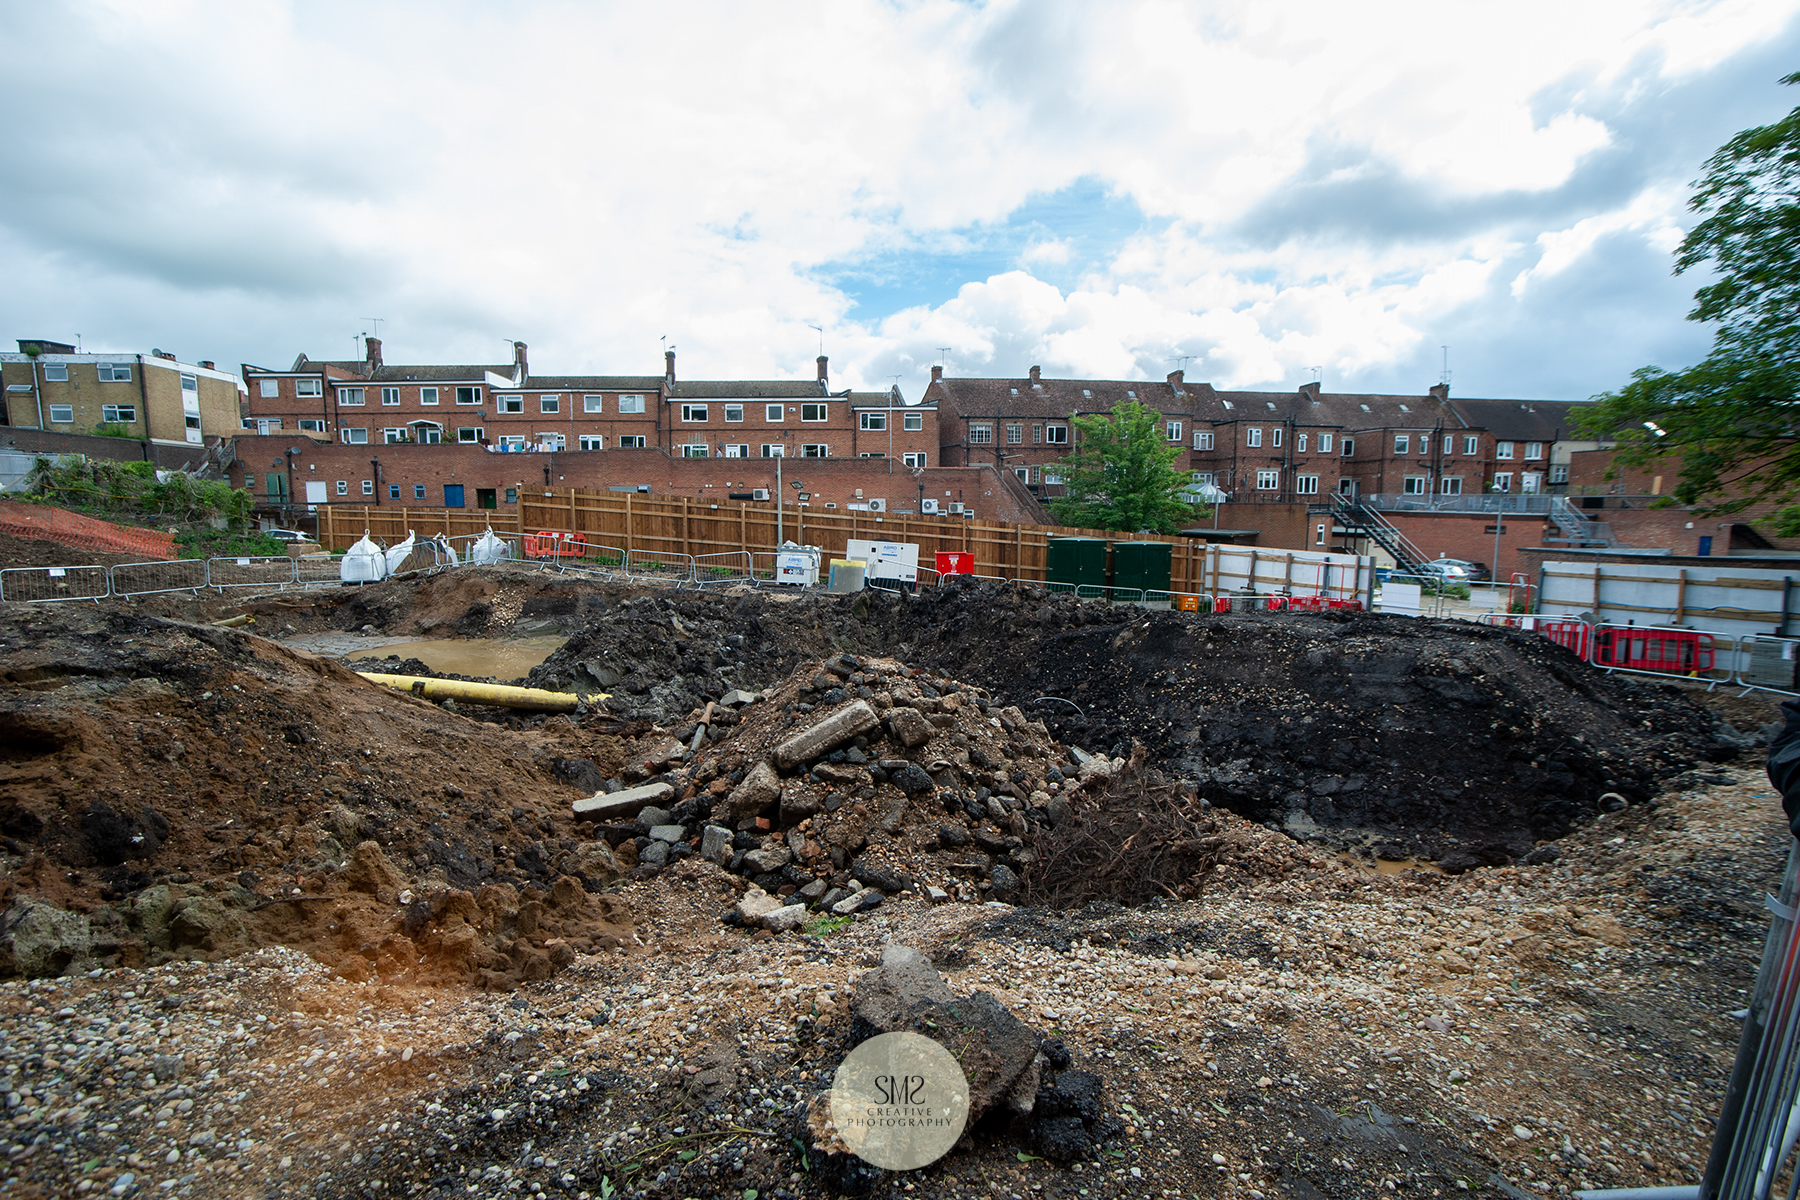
[0,563,1788,1198]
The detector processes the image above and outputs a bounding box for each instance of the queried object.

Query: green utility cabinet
[1046,536,1109,591]
[1112,541,1173,595]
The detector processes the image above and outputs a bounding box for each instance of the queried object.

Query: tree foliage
[1580,73,1800,533]
[1045,400,1202,532]
[27,456,253,528]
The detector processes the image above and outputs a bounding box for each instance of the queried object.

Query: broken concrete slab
[720,689,761,707]
[735,885,784,924]
[763,904,809,934]
[726,760,782,819]
[648,824,687,844]
[884,706,934,748]
[773,700,880,770]
[573,781,675,821]
[700,825,733,864]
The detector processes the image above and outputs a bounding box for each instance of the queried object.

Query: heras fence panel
[1589,622,1731,684]
[625,549,695,586]
[111,558,208,598]
[208,556,299,592]
[556,542,627,578]
[1736,635,1800,698]
[1,564,111,603]
[293,555,348,588]
[691,551,754,586]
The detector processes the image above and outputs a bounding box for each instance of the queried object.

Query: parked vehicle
[1426,557,1490,582]
[263,528,310,543]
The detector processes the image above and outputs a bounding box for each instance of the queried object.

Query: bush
[174,529,285,560]
[26,456,253,529]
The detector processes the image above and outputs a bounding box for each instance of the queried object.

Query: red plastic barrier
[1593,627,1715,675]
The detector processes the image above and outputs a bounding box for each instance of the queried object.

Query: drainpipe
[370,457,381,505]
[27,355,44,429]
[136,355,150,444]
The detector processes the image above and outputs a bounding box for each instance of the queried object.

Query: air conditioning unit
[752,488,770,501]
[949,501,964,514]
[867,498,886,512]
[921,499,939,514]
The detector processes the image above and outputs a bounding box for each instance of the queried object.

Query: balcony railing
[1361,493,1552,515]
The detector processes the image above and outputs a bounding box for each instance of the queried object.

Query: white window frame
[801,403,828,423]
[1319,433,1333,453]
[681,404,708,423]
[1341,437,1354,456]
[724,404,744,423]
[296,378,320,397]
[968,424,993,444]
[382,428,407,444]
[298,419,326,433]
[860,412,887,431]
[1046,424,1068,444]
[454,386,482,406]
[578,434,604,450]
[335,480,348,496]
[43,363,68,382]
[1166,420,1182,442]
[1271,426,1283,448]
[1496,441,1514,460]
[903,452,927,468]
[1443,434,1454,454]
[1402,476,1427,495]
[723,444,748,458]
[498,395,524,414]
[801,443,830,457]
[381,387,401,407]
[1193,430,1214,451]
[500,435,529,450]
[1525,442,1543,460]
[340,427,368,445]
[259,379,279,398]
[583,394,605,413]
[539,394,560,414]
[1296,433,1308,453]
[1492,472,1512,492]
[761,444,785,457]
[1393,434,1409,454]
[766,403,784,422]
[536,432,565,451]
[1550,464,1570,484]
[101,404,136,424]
[97,363,133,383]
[681,443,709,458]
[1245,427,1262,447]
[338,388,365,406]
[1464,435,1478,455]
[904,412,923,432]
[408,421,442,444]
[618,394,646,414]
[1521,472,1542,494]
[362,480,375,496]
[47,404,73,423]
[618,435,647,449]
[1295,474,1319,495]
[419,387,438,406]
[1255,469,1279,490]
[457,426,483,444]
[1441,476,1462,495]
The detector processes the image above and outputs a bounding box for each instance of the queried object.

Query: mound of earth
[0,605,638,983]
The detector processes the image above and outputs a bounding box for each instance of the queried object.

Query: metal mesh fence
[110,559,208,597]
[0,564,111,603]
[208,556,299,592]
[625,549,695,586]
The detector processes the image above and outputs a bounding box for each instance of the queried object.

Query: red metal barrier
[1593,626,1715,675]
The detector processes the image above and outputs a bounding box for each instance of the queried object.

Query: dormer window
[1266,402,1276,410]
[1222,400,1233,410]
[1398,404,1410,412]
[1359,404,1370,412]
[1083,390,1092,398]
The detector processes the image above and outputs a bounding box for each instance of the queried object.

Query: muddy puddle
[347,635,566,680]
[1337,853,1445,875]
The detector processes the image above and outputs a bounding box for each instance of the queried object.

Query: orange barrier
[0,500,177,561]
[523,530,589,559]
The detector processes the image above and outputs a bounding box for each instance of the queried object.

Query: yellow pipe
[355,672,603,712]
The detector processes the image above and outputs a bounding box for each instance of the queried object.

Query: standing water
[349,635,566,681]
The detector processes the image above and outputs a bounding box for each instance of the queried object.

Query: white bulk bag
[340,534,387,582]
[383,530,417,575]
[471,529,511,565]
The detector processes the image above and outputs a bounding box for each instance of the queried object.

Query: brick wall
[2,426,230,473]
[1382,511,1555,579]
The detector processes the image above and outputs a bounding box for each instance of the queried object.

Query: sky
[4,0,1800,402]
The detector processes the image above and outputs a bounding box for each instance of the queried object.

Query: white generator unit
[775,546,821,586]
[846,539,919,589]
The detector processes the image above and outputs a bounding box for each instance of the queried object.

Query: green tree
[1580,72,1800,532]
[1045,400,1202,532]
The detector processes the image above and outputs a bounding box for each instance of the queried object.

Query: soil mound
[0,605,636,983]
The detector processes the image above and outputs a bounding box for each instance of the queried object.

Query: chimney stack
[665,349,676,384]
[1428,382,1450,403]
[512,341,528,382]
[1166,369,1185,393]
[1299,381,1320,399]
[364,336,382,370]
[198,360,215,371]
[1028,365,1041,385]
[817,355,829,383]
[930,364,943,383]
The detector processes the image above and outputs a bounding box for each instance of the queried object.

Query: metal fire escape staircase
[1545,495,1617,548]
[1327,496,1431,574]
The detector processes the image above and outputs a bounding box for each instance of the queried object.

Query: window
[1033,424,1043,444]
[723,444,748,458]
[1496,441,1514,460]
[47,404,73,423]
[801,443,830,457]
[1443,434,1454,454]
[455,386,481,405]
[339,427,369,444]
[680,444,709,457]
[182,373,198,394]
[1319,433,1333,453]
[383,484,397,499]
[38,362,68,382]
[1166,420,1183,442]
[299,419,325,432]
[457,426,483,443]
[1015,467,1030,483]
[1403,476,1426,495]
[1441,477,1462,495]
[802,403,828,422]
[382,387,401,407]
[1393,434,1409,454]
[1193,430,1214,451]
[761,444,785,457]
[1297,433,1308,453]
[335,480,348,496]
[1550,464,1569,484]
[413,484,426,500]
[410,423,441,444]
[1046,425,1068,444]
[259,379,279,398]
[498,395,524,414]
[766,404,784,422]
[419,387,438,406]
[339,388,365,406]
[584,394,605,413]
[383,428,407,444]
[540,395,560,414]
[1246,427,1262,447]
[1341,437,1354,456]
[506,488,517,503]
[97,363,132,383]
[618,394,646,414]
[500,435,527,450]
[860,412,887,431]
[904,412,923,432]
[1521,472,1542,494]
[968,424,993,444]
[362,480,375,496]
[578,435,604,450]
[1271,426,1283,448]
[1464,435,1478,455]
[681,404,708,423]
[264,472,287,500]
[1492,472,1512,492]
[1044,468,1064,485]
[903,452,927,468]
[1295,474,1319,495]
[1525,442,1543,460]
[618,435,647,448]
[296,378,320,397]
[102,404,136,423]
[861,451,885,459]
[246,418,282,434]
[1316,523,1327,546]
[1256,469,1279,490]
[536,433,566,451]
[710,404,738,424]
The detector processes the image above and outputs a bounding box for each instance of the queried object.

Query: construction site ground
[0,555,1788,1200]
